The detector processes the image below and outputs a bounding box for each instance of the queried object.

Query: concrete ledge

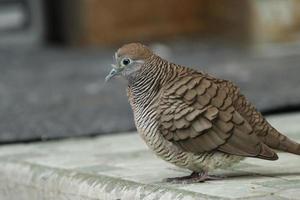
[1,113,300,200]
[0,162,209,200]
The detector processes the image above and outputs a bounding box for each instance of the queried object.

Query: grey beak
[105,67,121,82]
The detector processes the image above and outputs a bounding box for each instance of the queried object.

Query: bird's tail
[264,128,300,155]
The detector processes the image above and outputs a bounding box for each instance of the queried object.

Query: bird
[105,42,300,183]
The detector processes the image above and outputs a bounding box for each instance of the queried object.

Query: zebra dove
[106,43,300,183]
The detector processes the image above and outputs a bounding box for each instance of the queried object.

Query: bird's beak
[105,65,122,82]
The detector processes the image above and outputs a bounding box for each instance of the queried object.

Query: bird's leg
[164,172,199,183]
[164,171,224,184]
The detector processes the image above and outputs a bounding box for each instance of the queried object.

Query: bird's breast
[132,103,158,135]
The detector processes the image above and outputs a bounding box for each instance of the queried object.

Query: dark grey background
[1,41,300,143]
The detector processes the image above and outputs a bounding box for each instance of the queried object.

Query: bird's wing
[158,74,278,160]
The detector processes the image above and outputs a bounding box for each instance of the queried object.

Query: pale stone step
[1,113,300,200]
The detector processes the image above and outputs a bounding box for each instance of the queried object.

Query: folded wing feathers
[159,74,277,160]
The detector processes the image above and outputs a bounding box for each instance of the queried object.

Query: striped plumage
[107,43,300,182]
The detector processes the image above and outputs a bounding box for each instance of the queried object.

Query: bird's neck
[127,56,175,110]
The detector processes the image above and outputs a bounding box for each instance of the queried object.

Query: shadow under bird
[105,43,300,183]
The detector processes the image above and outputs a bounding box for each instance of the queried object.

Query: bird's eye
[121,58,131,66]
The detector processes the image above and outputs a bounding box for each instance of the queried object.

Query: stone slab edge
[0,159,225,200]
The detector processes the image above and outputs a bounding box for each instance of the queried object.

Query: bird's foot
[164,171,224,184]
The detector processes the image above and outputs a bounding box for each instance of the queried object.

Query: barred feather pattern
[127,56,191,169]
[211,78,300,155]
[115,42,300,173]
[123,43,300,173]
[127,56,245,172]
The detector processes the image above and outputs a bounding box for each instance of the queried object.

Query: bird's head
[105,43,153,81]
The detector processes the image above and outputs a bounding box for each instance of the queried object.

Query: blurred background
[1,0,300,143]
